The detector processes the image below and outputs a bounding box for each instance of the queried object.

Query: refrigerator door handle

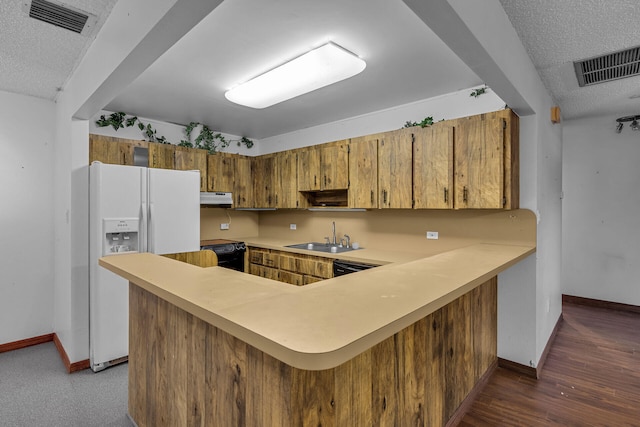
[148,202,155,253]
[140,202,148,253]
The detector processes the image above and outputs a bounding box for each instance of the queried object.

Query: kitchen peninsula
[100,210,535,426]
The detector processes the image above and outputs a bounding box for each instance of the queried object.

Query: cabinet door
[413,125,454,209]
[252,155,276,208]
[321,142,349,190]
[276,151,305,208]
[89,134,148,166]
[207,153,234,193]
[297,148,321,191]
[348,135,378,208]
[234,155,253,208]
[378,129,413,208]
[148,143,175,169]
[175,146,207,191]
[454,116,504,209]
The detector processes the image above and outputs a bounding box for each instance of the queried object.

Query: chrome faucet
[343,234,350,248]
[332,221,337,245]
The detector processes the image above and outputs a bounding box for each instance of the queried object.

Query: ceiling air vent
[574,46,640,87]
[22,0,97,36]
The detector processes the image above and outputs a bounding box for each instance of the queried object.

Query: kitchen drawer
[314,259,333,279]
[249,264,279,281]
[279,271,304,286]
[248,249,266,265]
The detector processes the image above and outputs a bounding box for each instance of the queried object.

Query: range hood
[200,192,233,207]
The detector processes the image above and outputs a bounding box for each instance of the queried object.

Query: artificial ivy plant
[95,112,254,153]
[402,85,490,129]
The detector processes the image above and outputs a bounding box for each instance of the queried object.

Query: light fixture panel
[225,42,366,109]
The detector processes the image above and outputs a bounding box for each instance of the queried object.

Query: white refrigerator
[89,161,200,372]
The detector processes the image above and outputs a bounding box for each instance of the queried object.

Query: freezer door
[89,162,146,371]
[147,168,200,255]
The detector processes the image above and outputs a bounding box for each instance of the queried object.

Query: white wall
[89,110,256,156]
[444,0,564,368]
[0,91,55,344]
[563,115,640,305]
[259,85,504,154]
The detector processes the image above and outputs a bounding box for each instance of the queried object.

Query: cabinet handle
[314,175,317,186]
[383,190,387,205]
[444,188,449,203]
[463,186,468,203]
[370,190,374,204]
[212,177,214,189]
[324,175,327,187]
[275,194,278,206]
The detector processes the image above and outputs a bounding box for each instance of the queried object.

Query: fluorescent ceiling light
[225,42,366,109]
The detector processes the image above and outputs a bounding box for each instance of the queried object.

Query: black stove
[200,239,246,272]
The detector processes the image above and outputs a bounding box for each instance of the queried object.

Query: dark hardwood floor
[459,302,640,426]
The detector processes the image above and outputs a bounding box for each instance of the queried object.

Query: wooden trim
[498,357,537,379]
[563,294,640,314]
[0,333,53,354]
[535,312,563,378]
[498,312,564,379]
[445,359,498,427]
[53,333,90,373]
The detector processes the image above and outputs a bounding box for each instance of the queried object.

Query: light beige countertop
[100,241,535,370]
[240,236,432,265]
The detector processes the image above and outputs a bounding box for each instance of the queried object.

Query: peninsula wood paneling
[128,277,498,427]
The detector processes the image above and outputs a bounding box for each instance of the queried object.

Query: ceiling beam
[73,0,224,120]
[402,0,533,116]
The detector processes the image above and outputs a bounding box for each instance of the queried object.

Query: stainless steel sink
[285,242,360,254]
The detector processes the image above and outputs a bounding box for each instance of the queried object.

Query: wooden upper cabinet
[207,153,235,193]
[348,135,378,209]
[148,142,175,169]
[234,155,253,208]
[297,141,348,192]
[297,148,321,191]
[454,112,509,209]
[413,125,454,209]
[377,129,413,209]
[275,151,306,209]
[252,155,277,208]
[321,142,349,190]
[89,134,148,166]
[175,146,207,191]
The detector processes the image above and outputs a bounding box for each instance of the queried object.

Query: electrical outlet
[290,223,297,230]
[426,231,439,240]
[220,223,230,230]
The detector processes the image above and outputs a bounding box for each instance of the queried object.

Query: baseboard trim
[562,294,640,314]
[445,359,498,427]
[498,357,537,379]
[499,312,564,380]
[0,333,54,354]
[52,333,90,373]
[535,312,563,378]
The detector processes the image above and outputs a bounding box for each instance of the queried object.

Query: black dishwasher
[333,259,378,276]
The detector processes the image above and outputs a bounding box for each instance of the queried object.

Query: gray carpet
[0,342,130,427]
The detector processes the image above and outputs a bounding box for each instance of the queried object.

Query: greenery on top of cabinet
[95,112,254,153]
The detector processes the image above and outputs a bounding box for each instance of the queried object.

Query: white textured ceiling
[0,0,117,100]
[3,0,639,135]
[499,0,640,120]
[104,0,482,139]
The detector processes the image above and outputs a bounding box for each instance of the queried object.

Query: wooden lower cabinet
[128,277,497,427]
[248,247,333,285]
